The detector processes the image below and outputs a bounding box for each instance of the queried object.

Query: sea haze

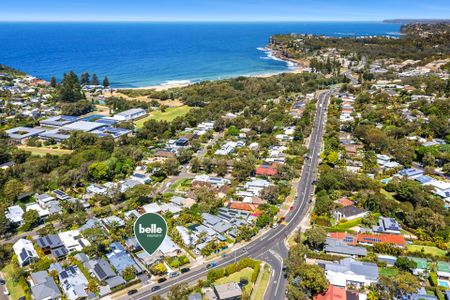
[0,22,400,87]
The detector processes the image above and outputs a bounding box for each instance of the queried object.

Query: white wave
[257,47,298,70]
[161,80,192,86]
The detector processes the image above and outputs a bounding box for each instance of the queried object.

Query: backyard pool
[438,280,449,288]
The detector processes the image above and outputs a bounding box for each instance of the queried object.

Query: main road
[123,90,332,300]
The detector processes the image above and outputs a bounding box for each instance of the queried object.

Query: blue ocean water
[0,22,400,87]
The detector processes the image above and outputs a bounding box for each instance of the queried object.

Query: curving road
[122,90,332,300]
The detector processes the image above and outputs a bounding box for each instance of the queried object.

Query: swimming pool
[438,280,449,288]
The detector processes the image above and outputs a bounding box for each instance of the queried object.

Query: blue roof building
[106,242,143,275]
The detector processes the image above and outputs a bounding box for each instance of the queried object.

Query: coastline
[120,47,305,91]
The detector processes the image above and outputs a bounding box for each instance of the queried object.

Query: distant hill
[384,19,450,24]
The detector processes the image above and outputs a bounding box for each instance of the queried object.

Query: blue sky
[2,0,450,22]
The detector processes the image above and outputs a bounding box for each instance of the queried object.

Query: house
[192,175,231,188]
[398,168,424,179]
[424,180,450,198]
[40,115,78,127]
[86,184,109,195]
[170,196,196,208]
[13,238,39,266]
[314,285,356,300]
[333,205,367,222]
[214,282,242,300]
[255,163,278,176]
[106,242,143,275]
[25,202,50,218]
[5,205,24,224]
[113,108,147,121]
[242,178,272,197]
[30,271,61,300]
[102,216,125,228]
[329,232,407,248]
[57,265,89,300]
[130,173,152,184]
[35,234,68,259]
[409,257,429,275]
[159,236,182,257]
[125,237,141,252]
[334,197,354,207]
[84,258,125,288]
[58,230,91,252]
[324,238,367,257]
[437,262,450,281]
[376,154,401,169]
[176,226,198,246]
[321,258,378,287]
[373,217,401,235]
[5,126,45,143]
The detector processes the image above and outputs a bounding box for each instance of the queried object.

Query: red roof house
[314,285,347,300]
[255,163,278,176]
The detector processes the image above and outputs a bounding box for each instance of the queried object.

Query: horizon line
[0,19,389,23]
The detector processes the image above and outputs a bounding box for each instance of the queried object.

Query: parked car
[151,286,161,292]
[0,279,5,285]
[206,262,218,269]
[169,272,179,278]
[180,268,190,274]
[127,289,138,296]
[157,277,167,283]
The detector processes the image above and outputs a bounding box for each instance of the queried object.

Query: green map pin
[134,213,168,256]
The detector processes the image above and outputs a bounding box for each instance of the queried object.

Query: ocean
[0,22,401,87]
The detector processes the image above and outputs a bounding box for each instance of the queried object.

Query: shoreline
[119,47,306,91]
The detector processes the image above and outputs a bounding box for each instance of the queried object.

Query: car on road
[127,289,138,296]
[221,253,228,258]
[151,286,161,292]
[169,272,179,278]
[272,223,279,228]
[180,268,190,274]
[289,206,294,211]
[241,247,247,253]
[206,262,218,269]
[157,277,167,283]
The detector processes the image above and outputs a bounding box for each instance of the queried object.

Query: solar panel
[94,264,107,279]
[19,249,28,261]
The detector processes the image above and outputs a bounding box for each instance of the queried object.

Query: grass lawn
[168,178,193,192]
[407,245,447,257]
[332,218,363,230]
[215,267,254,295]
[379,267,398,277]
[253,265,271,300]
[18,145,73,156]
[2,263,28,300]
[135,106,192,128]
[380,188,397,201]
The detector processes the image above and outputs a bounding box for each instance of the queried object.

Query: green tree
[2,179,24,205]
[103,76,110,87]
[394,257,417,273]
[80,72,90,85]
[21,210,40,231]
[91,73,99,85]
[260,185,281,205]
[304,227,327,250]
[122,266,136,281]
[162,157,180,176]
[293,264,329,296]
[50,76,57,88]
[59,71,84,102]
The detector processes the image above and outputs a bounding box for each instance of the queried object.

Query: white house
[113,108,147,121]
[5,205,24,224]
[58,230,91,252]
[13,238,39,266]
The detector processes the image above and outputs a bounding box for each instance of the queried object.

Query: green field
[18,146,73,156]
[2,263,28,300]
[379,267,399,277]
[135,106,192,128]
[215,267,254,295]
[407,245,447,257]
